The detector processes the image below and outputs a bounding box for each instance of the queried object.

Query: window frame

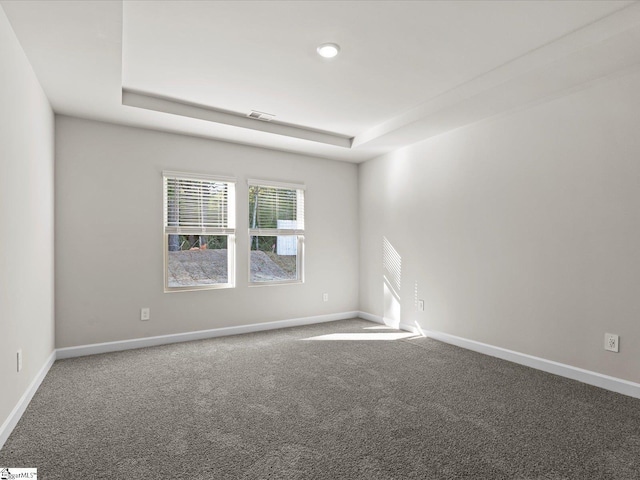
[247,179,305,287]
[163,171,236,293]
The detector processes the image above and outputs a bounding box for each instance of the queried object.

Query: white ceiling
[2,0,640,162]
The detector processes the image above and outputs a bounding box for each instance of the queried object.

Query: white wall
[0,7,55,431]
[360,68,640,384]
[55,116,359,348]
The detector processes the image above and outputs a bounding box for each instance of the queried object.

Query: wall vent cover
[247,110,275,122]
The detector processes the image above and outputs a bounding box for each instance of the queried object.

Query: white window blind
[164,172,236,234]
[248,179,304,235]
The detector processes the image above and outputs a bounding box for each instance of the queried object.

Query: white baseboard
[56,311,360,359]
[0,350,56,451]
[357,311,385,324]
[357,311,640,399]
[423,329,640,399]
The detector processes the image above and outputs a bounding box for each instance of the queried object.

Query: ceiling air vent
[247,110,275,122]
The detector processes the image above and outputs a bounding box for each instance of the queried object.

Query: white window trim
[165,171,236,184]
[248,180,305,287]
[163,171,236,292]
[248,178,306,191]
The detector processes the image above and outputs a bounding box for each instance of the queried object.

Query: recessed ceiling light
[317,43,340,59]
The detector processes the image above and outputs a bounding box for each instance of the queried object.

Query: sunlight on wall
[383,283,401,328]
[383,236,401,293]
[383,236,402,328]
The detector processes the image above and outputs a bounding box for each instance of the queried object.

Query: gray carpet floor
[1,318,639,479]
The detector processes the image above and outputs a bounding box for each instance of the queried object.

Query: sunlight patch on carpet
[301,332,419,341]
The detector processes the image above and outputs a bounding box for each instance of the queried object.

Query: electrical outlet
[17,349,22,372]
[418,300,425,312]
[604,333,619,353]
[323,293,329,302]
[141,308,150,321]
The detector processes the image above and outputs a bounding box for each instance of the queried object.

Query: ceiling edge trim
[352,1,640,150]
[121,89,353,149]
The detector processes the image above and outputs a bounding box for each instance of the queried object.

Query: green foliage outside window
[249,186,297,252]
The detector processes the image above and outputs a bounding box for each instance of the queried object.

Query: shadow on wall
[383,236,402,328]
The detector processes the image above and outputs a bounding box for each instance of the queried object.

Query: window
[163,171,235,292]
[248,179,305,285]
